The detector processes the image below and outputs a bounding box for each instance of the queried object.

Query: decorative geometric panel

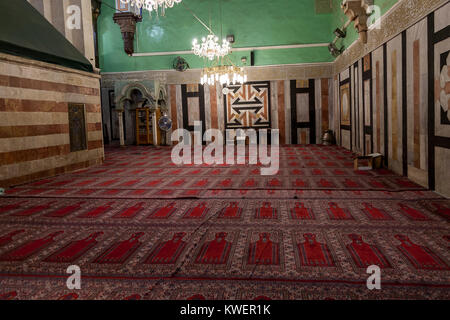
[340,83,350,126]
[361,51,374,155]
[438,50,449,126]
[406,18,428,173]
[296,93,310,122]
[429,4,450,192]
[363,54,371,72]
[296,80,309,88]
[68,103,87,152]
[363,79,371,126]
[224,81,271,129]
[290,79,316,144]
[181,84,205,134]
[372,46,384,156]
[187,97,200,127]
[338,67,352,149]
[386,33,403,174]
[187,84,199,93]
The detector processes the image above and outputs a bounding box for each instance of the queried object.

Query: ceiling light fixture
[192,0,245,86]
[334,28,346,38]
[328,42,344,57]
[192,34,231,61]
[226,35,235,43]
[119,0,182,16]
[200,64,247,86]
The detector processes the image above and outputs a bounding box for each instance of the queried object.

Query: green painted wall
[98,0,399,73]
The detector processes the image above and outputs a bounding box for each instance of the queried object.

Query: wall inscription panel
[68,103,87,152]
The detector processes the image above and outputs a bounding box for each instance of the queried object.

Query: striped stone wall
[0,53,103,188]
[100,76,333,146]
[333,2,450,197]
[164,80,332,145]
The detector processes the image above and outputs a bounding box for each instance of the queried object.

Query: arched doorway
[114,82,169,146]
[115,83,155,146]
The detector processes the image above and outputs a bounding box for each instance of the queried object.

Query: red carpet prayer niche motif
[0,145,449,299]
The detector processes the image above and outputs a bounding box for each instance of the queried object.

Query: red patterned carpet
[0,145,449,300]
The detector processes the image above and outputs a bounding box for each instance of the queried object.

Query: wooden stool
[354,153,383,170]
[368,153,383,169]
[354,156,372,170]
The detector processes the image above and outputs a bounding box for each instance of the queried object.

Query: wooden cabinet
[135,108,161,145]
[135,108,150,145]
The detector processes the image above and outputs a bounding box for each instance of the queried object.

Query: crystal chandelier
[192,34,231,61]
[120,0,182,15]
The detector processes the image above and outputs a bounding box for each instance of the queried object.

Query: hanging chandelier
[200,54,247,86]
[200,65,247,86]
[120,0,182,15]
[188,0,245,86]
[192,34,231,61]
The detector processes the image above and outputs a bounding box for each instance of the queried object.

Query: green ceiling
[98,0,398,73]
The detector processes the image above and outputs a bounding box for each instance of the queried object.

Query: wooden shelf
[135,108,151,145]
[135,108,162,145]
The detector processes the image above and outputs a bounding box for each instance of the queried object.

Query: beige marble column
[81,0,95,66]
[117,110,125,147]
[152,112,158,146]
[42,0,52,21]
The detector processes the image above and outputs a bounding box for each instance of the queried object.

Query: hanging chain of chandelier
[119,0,182,16]
[192,35,247,86]
[121,0,247,86]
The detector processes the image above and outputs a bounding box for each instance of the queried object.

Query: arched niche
[115,82,157,146]
[116,82,156,111]
[156,86,168,114]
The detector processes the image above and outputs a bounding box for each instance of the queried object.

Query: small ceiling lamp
[226,35,235,43]
[334,28,346,38]
[328,42,344,57]
[119,0,182,16]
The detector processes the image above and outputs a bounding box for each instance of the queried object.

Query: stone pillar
[91,0,101,68]
[152,112,158,147]
[117,110,125,147]
[113,12,142,55]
